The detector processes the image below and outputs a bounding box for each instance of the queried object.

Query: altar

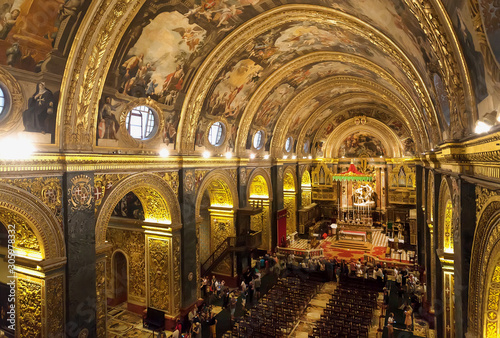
[340,229,367,242]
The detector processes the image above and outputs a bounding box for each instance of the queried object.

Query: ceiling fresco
[99,0,445,155]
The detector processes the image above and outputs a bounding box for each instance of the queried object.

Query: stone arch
[95,173,182,250]
[0,183,65,260]
[469,192,500,337]
[195,169,239,216]
[438,177,453,253]
[283,166,297,192]
[110,249,130,302]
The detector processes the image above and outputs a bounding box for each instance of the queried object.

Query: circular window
[253,130,264,150]
[303,140,309,153]
[208,121,225,146]
[0,86,5,118]
[125,106,157,140]
[285,136,293,153]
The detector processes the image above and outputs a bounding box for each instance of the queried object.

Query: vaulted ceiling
[4,0,500,159]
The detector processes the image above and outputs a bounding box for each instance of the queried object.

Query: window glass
[126,106,156,139]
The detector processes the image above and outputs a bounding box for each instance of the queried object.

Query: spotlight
[308,156,312,159]
[202,151,211,158]
[0,135,35,160]
[475,120,492,134]
[283,155,288,159]
[292,155,296,159]
[159,148,169,158]
[225,152,232,159]
[379,155,383,158]
[475,111,498,134]
[250,153,256,159]
[264,154,270,160]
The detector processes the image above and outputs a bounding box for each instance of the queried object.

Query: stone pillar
[95,253,107,337]
[179,168,197,308]
[416,165,426,266]
[238,166,249,208]
[297,163,303,208]
[63,172,96,337]
[432,171,443,338]
[271,164,284,248]
[454,179,476,337]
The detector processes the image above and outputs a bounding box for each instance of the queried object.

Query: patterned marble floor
[107,303,174,337]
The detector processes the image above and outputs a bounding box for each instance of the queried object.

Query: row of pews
[311,277,382,338]
[223,276,321,337]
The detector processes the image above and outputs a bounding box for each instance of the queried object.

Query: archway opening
[283,171,297,235]
[249,175,270,250]
[113,251,128,305]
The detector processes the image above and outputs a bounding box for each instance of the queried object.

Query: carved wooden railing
[201,231,262,275]
[201,236,236,276]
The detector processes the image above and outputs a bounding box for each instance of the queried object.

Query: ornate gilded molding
[96,260,106,337]
[17,278,42,337]
[179,4,440,153]
[0,177,63,222]
[477,186,499,219]
[0,66,24,133]
[60,0,146,150]
[147,236,173,314]
[246,168,273,201]
[0,183,65,260]
[271,76,424,158]
[161,171,179,198]
[0,211,40,252]
[95,173,182,250]
[403,0,476,137]
[195,170,211,193]
[195,169,239,216]
[325,117,403,158]
[46,274,65,337]
[94,173,129,210]
[173,233,181,315]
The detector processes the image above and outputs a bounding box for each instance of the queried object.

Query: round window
[253,130,264,150]
[303,140,309,153]
[0,86,5,118]
[208,121,225,146]
[285,136,293,153]
[125,106,157,140]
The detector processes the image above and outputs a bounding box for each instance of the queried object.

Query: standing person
[335,264,341,283]
[382,290,390,316]
[387,313,395,338]
[191,321,201,338]
[222,288,230,309]
[229,293,237,321]
[248,281,254,304]
[404,305,413,331]
[208,312,217,338]
[254,275,261,300]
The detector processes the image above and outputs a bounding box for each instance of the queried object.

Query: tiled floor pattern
[107,303,174,337]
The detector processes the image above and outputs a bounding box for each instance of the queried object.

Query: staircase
[331,240,372,252]
[201,230,262,276]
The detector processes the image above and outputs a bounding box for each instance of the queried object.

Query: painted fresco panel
[338,132,386,158]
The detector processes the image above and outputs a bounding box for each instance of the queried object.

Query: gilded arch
[247,168,273,250]
[95,172,182,250]
[195,169,239,215]
[246,168,273,201]
[0,183,65,260]
[438,177,453,253]
[469,189,500,336]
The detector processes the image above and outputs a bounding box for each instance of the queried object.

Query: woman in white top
[387,312,395,338]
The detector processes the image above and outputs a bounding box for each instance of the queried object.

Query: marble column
[179,168,197,308]
[63,172,97,337]
[416,165,426,266]
[454,179,476,337]
[271,164,284,248]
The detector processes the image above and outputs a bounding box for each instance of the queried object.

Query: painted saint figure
[22,82,55,134]
[98,97,120,139]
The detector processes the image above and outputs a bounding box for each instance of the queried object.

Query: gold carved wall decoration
[284,172,295,192]
[444,200,454,254]
[162,172,179,198]
[403,0,475,138]
[96,259,106,337]
[95,173,182,250]
[0,183,65,260]
[195,170,238,216]
[0,211,40,252]
[228,169,237,186]
[240,168,248,186]
[134,187,172,224]
[107,228,145,300]
[61,0,144,150]
[249,175,269,199]
[195,170,210,193]
[173,234,181,315]
[0,66,24,133]
[68,174,93,211]
[476,186,499,219]
[46,274,64,337]
[185,171,195,193]
[148,237,172,313]
[278,166,283,182]
[17,278,42,337]
[94,173,129,210]
[0,177,63,222]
